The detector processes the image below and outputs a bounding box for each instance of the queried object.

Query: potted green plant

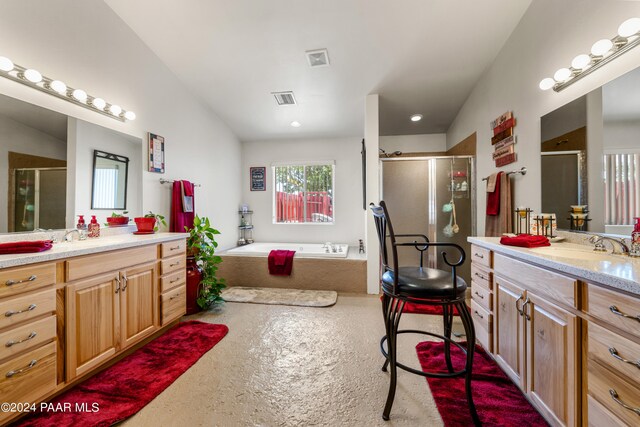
[185,215,226,312]
[134,211,167,233]
[106,211,129,226]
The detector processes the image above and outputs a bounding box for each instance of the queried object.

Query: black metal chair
[370,201,480,426]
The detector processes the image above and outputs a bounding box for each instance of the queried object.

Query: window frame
[271,160,336,225]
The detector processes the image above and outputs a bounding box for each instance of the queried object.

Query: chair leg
[382,298,404,421]
[457,301,482,427]
[443,304,454,373]
[381,294,390,372]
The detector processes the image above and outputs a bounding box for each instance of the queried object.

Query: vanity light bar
[0,56,136,122]
[539,17,640,92]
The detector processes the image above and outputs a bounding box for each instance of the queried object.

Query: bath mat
[14,321,228,427]
[379,295,460,316]
[416,341,548,427]
[222,286,337,307]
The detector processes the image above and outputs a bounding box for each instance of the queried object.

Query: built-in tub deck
[218,243,367,293]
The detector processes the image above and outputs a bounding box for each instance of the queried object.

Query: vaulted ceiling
[106,0,532,141]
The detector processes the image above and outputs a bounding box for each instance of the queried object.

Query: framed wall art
[148,132,165,173]
[250,166,266,191]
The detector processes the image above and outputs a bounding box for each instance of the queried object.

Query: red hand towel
[170,180,195,232]
[499,235,550,248]
[0,240,53,254]
[268,250,295,275]
[486,172,503,216]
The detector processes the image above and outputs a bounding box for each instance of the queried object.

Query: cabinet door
[526,291,578,427]
[120,262,157,349]
[66,273,120,380]
[493,275,526,390]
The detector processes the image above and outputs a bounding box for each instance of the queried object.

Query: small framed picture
[250,167,266,191]
[148,132,165,173]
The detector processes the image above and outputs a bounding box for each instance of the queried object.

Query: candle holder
[533,215,557,238]
[514,208,533,235]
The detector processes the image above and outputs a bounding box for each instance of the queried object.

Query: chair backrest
[370,200,466,297]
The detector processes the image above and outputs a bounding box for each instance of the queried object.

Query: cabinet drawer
[470,245,492,269]
[0,341,56,424]
[471,264,492,291]
[588,361,640,426]
[471,299,492,352]
[588,322,640,382]
[161,240,186,258]
[161,255,186,275]
[0,289,55,330]
[0,263,55,298]
[471,281,492,312]
[160,269,186,293]
[66,245,157,281]
[587,394,626,427]
[494,253,577,308]
[585,283,640,341]
[161,285,186,325]
[0,315,56,361]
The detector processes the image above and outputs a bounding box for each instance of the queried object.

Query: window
[273,162,334,224]
[604,152,640,225]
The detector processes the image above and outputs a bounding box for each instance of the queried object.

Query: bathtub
[219,242,365,293]
[225,242,349,258]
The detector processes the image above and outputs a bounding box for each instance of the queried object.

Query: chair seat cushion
[382,267,467,299]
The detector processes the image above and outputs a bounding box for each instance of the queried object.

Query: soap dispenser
[76,215,88,240]
[88,215,100,238]
[631,217,640,257]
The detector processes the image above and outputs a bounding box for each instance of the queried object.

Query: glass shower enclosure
[381,156,475,285]
[11,167,67,232]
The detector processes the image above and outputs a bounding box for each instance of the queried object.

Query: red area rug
[14,320,228,427]
[416,341,548,427]
[379,295,459,316]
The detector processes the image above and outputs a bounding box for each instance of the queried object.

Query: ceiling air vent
[306,49,330,67]
[272,91,296,106]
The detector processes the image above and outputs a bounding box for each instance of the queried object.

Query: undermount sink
[528,246,620,261]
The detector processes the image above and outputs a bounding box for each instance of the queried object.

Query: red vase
[134,217,156,233]
[186,256,202,315]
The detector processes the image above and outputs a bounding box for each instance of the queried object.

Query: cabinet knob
[608,347,640,369]
[6,359,37,378]
[609,389,640,415]
[5,304,37,317]
[5,331,37,348]
[5,275,37,286]
[609,306,640,323]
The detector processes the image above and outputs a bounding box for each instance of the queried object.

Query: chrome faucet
[64,229,87,242]
[588,235,630,255]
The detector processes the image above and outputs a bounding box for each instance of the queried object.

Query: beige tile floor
[123,294,465,427]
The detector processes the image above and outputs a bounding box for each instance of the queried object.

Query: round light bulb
[410,114,423,122]
[72,89,87,102]
[0,56,14,72]
[23,69,42,83]
[124,111,136,121]
[591,39,613,56]
[539,78,555,91]
[571,54,591,70]
[618,17,640,38]
[92,97,106,110]
[553,68,572,82]
[290,121,301,127]
[49,80,67,94]
[109,104,122,116]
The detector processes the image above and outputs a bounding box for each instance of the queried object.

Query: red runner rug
[416,341,548,426]
[14,321,228,427]
[379,295,459,316]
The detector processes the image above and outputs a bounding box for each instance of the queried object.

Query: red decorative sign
[495,153,517,167]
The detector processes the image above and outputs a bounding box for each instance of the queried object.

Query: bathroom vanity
[0,233,187,424]
[468,237,640,427]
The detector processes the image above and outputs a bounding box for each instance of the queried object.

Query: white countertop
[0,232,189,269]
[468,237,640,296]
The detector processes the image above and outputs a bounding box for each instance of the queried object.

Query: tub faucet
[588,235,629,255]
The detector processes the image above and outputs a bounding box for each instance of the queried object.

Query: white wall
[446,0,640,234]
[241,137,364,245]
[68,118,143,226]
[0,0,242,248]
[603,120,640,151]
[379,133,446,154]
[0,114,67,233]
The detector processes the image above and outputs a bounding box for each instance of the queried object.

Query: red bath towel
[170,180,195,232]
[268,250,295,275]
[499,235,550,248]
[486,172,502,216]
[0,240,53,254]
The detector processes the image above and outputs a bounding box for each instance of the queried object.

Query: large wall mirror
[541,66,640,235]
[0,92,142,234]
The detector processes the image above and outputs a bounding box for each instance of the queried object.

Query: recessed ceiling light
[410,114,423,122]
[290,121,301,127]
